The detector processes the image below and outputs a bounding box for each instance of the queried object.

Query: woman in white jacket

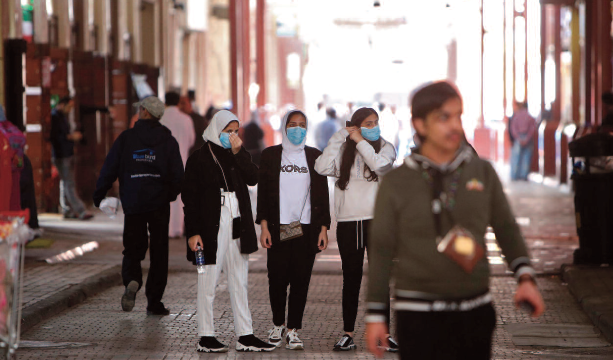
[314,107,398,352]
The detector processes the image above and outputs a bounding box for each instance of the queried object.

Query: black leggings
[267,225,317,330]
[337,220,390,333]
[396,304,496,359]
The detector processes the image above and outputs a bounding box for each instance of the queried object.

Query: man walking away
[366,82,544,359]
[510,101,536,181]
[93,96,184,316]
[161,92,195,237]
[50,96,93,220]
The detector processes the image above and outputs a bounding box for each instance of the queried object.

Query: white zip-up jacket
[314,128,396,221]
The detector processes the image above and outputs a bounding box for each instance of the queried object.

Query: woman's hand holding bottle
[188,235,203,252]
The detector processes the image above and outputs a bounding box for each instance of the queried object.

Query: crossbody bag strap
[208,142,230,191]
[297,186,311,221]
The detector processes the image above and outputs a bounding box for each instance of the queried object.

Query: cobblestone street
[6,180,613,359]
[12,273,613,359]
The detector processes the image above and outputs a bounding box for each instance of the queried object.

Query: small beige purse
[279,187,310,242]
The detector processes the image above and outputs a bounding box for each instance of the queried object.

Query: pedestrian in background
[50,96,93,220]
[188,89,200,115]
[256,110,331,350]
[314,107,397,352]
[315,107,340,151]
[161,91,195,237]
[510,100,536,181]
[20,155,40,231]
[365,81,545,359]
[243,110,265,166]
[178,95,207,156]
[93,96,184,316]
[183,110,276,353]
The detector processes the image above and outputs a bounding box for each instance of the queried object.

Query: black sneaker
[63,212,78,219]
[146,302,170,316]
[333,334,356,351]
[379,336,399,352]
[236,334,276,352]
[197,336,229,353]
[121,281,139,312]
[78,212,94,220]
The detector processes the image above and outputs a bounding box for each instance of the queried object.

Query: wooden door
[24,43,57,212]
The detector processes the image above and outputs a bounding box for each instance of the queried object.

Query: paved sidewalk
[22,263,117,309]
[12,272,613,359]
[562,265,613,343]
[13,173,613,359]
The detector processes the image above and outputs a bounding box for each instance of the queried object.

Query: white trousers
[169,194,184,237]
[197,191,253,337]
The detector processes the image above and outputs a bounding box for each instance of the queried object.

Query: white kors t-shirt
[279,150,311,224]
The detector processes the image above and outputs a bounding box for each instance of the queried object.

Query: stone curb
[562,264,613,343]
[20,265,122,333]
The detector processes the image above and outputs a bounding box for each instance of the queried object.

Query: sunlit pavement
[9,173,613,359]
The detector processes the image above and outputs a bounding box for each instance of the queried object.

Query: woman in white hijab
[256,110,331,350]
[182,110,275,353]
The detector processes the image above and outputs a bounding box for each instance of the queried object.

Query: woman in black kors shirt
[256,109,331,350]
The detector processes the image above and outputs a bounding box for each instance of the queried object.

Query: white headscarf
[281,110,308,153]
[202,110,240,147]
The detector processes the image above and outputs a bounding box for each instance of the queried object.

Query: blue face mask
[286,126,307,145]
[219,132,232,149]
[361,125,381,141]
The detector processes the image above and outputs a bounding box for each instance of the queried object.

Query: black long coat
[183,143,258,265]
[256,145,331,253]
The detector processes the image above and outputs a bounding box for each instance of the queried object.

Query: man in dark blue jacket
[93,96,184,316]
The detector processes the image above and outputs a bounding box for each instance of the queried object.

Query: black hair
[514,100,528,109]
[58,96,72,105]
[603,91,613,106]
[326,107,337,119]
[165,92,180,106]
[187,90,196,101]
[411,81,462,142]
[205,105,218,122]
[337,107,381,191]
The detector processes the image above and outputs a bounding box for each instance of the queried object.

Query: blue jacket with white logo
[93,119,184,214]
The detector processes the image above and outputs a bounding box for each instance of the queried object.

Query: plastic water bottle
[195,246,205,274]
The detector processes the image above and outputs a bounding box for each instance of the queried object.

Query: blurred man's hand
[366,322,388,358]
[514,276,545,317]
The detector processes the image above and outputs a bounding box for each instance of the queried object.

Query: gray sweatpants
[53,156,87,217]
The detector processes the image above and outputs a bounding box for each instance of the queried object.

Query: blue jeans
[510,140,533,180]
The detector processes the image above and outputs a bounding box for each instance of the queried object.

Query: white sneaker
[285,329,304,350]
[268,325,285,348]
